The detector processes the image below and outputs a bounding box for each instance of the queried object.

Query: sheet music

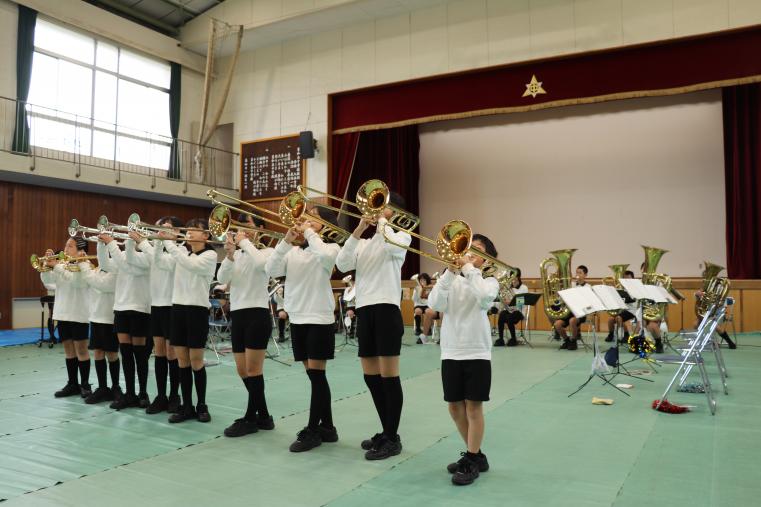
[619,279,648,300]
[652,285,678,304]
[591,285,627,311]
[558,286,606,318]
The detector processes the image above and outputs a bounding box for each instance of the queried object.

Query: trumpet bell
[68,219,80,238]
[97,215,109,233]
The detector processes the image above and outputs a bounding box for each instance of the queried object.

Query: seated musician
[605,270,637,343]
[554,265,588,350]
[412,273,432,341]
[494,269,528,347]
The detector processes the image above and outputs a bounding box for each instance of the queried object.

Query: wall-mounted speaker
[299,131,315,159]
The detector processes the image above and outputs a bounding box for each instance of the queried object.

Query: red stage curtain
[723,83,761,279]
[331,26,761,134]
[330,132,360,202]
[334,126,420,278]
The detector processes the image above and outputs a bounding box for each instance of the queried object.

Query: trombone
[298,179,420,232]
[206,205,285,247]
[207,189,350,244]
[106,213,226,245]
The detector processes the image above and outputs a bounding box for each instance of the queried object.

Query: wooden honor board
[239,134,306,202]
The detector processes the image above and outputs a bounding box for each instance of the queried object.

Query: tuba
[539,249,577,322]
[695,261,730,318]
[640,245,675,321]
[603,264,629,316]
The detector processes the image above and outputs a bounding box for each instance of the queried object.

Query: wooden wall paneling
[727,289,742,333]
[0,182,12,329]
[741,290,761,332]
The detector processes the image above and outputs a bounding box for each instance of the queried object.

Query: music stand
[335,286,358,352]
[508,293,541,347]
[265,282,291,366]
[562,285,631,397]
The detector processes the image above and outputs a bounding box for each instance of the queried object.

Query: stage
[0,329,758,506]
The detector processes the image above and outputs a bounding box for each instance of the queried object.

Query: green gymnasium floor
[1,330,759,507]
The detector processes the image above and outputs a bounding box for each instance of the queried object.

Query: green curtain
[12,5,37,153]
[168,62,181,179]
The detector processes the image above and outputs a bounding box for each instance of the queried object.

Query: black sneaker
[55,382,81,398]
[277,335,286,343]
[256,415,275,430]
[567,339,578,351]
[725,338,737,349]
[361,433,383,451]
[506,338,518,347]
[494,338,506,347]
[452,456,480,486]
[80,383,92,398]
[85,386,112,405]
[167,394,181,414]
[416,338,423,344]
[137,392,150,409]
[414,328,421,336]
[605,334,614,342]
[559,340,570,350]
[317,424,338,442]
[224,418,258,437]
[146,395,169,414]
[196,403,211,423]
[447,452,490,473]
[289,428,322,452]
[168,406,197,423]
[109,386,124,409]
[112,393,140,410]
[365,435,402,460]
[655,339,664,354]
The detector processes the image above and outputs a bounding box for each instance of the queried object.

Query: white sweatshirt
[163,241,218,308]
[136,239,175,307]
[98,241,151,314]
[412,285,428,307]
[265,229,340,324]
[217,239,273,311]
[39,263,91,323]
[428,265,499,361]
[83,269,117,324]
[335,220,410,308]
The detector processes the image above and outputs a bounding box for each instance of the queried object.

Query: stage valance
[330,25,761,134]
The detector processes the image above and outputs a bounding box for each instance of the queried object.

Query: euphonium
[539,249,577,321]
[603,264,629,316]
[695,261,730,318]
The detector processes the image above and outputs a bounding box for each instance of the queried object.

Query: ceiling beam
[92,0,180,36]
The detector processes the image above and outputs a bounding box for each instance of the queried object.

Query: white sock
[420,335,428,344]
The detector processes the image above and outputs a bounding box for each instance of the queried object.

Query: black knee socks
[154,356,168,397]
[249,375,269,418]
[364,374,386,432]
[193,367,207,406]
[307,369,332,429]
[120,343,135,395]
[78,358,91,386]
[243,377,257,421]
[133,344,148,395]
[507,321,517,340]
[414,314,421,332]
[278,318,286,337]
[94,359,107,389]
[168,359,179,397]
[382,376,403,438]
[65,357,78,384]
[108,359,120,388]
[179,366,193,409]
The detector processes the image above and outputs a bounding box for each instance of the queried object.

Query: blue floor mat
[0,328,47,347]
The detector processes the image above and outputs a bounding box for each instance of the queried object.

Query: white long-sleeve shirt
[83,269,117,324]
[163,241,218,308]
[334,220,410,308]
[40,263,91,323]
[98,241,151,314]
[412,285,429,307]
[136,239,175,307]
[265,229,340,324]
[217,239,273,311]
[428,265,499,361]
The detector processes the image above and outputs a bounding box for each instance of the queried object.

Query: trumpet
[298,179,420,232]
[30,252,65,272]
[207,189,350,244]
[123,213,227,245]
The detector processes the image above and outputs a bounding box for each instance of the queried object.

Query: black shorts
[557,315,587,326]
[114,310,150,337]
[231,308,272,352]
[441,359,491,402]
[414,305,428,312]
[356,304,404,358]
[151,306,172,339]
[290,323,335,361]
[58,321,89,341]
[89,322,118,351]
[170,305,209,349]
[619,310,635,322]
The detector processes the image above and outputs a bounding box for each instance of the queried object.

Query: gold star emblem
[522,74,547,98]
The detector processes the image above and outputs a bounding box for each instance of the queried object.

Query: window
[27,19,172,171]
